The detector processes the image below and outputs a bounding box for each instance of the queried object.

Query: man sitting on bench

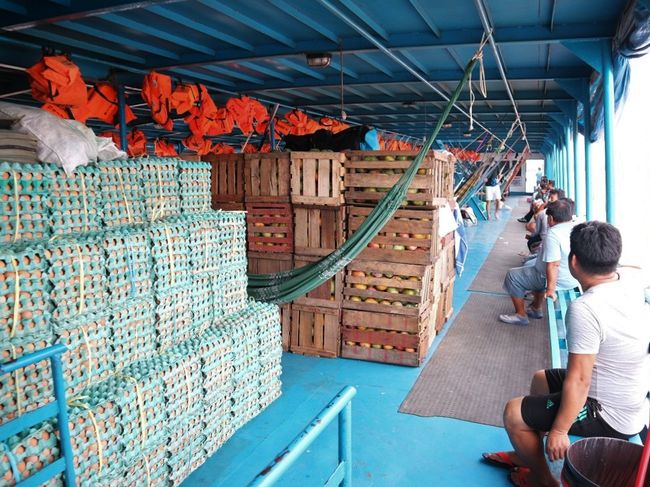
[483,221,650,487]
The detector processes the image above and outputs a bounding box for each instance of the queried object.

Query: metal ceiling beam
[151,22,614,70]
[269,0,338,42]
[408,0,441,37]
[203,65,264,84]
[0,0,184,30]
[168,68,236,88]
[354,52,394,77]
[339,0,389,41]
[239,61,293,82]
[275,58,326,79]
[329,60,359,79]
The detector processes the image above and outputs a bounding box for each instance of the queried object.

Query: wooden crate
[244,152,291,202]
[293,254,343,309]
[247,252,293,274]
[341,309,431,366]
[439,234,456,285]
[214,202,245,211]
[435,277,455,332]
[343,260,433,317]
[344,150,455,208]
[281,303,291,352]
[203,153,245,206]
[294,206,345,257]
[246,202,293,253]
[347,207,440,265]
[290,151,345,206]
[290,304,340,358]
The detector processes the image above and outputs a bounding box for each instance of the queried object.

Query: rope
[0,442,21,483]
[163,225,176,286]
[80,172,89,232]
[120,375,148,448]
[177,360,193,415]
[67,397,104,473]
[10,345,22,416]
[10,259,19,338]
[75,245,85,315]
[142,453,152,487]
[79,325,93,388]
[124,238,137,298]
[11,171,20,243]
[154,164,165,221]
[468,33,490,133]
[116,167,133,224]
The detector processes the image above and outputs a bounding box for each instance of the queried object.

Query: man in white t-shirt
[483,221,650,487]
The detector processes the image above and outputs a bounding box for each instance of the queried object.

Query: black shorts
[520,369,632,440]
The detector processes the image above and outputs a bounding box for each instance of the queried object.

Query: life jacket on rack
[183,84,227,137]
[127,129,147,156]
[71,82,136,125]
[226,96,269,135]
[320,117,350,134]
[142,71,173,131]
[284,109,322,135]
[242,143,271,154]
[171,83,201,115]
[26,55,87,107]
[154,138,178,157]
[41,103,72,119]
[182,133,213,155]
[211,142,236,154]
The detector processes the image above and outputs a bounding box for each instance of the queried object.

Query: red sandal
[481,451,520,469]
[509,467,533,487]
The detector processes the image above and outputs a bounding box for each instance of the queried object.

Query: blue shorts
[503,265,546,298]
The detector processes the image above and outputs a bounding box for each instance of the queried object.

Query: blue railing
[0,343,76,487]
[249,385,357,487]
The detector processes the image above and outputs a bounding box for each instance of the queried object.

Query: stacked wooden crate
[289,152,346,358]
[341,151,455,366]
[204,153,245,211]
[436,230,456,332]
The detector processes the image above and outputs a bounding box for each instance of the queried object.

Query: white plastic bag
[96,135,126,161]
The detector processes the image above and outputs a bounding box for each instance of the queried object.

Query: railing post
[601,39,616,224]
[583,80,593,220]
[51,354,76,487]
[117,83,128,152]
[339,402,352,487]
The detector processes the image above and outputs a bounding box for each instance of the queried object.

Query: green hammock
[248,56,478,304]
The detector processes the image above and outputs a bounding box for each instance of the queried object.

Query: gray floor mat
[399,293,550,427]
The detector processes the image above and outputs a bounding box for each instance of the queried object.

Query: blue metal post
[566,123,574,200]
[573,102,582,217]
[601,39,616,224]
[269,118,276,151]
[583,80,593,220]
[339,401,352,487]
[51,354,76,487]
[117,84,128,152]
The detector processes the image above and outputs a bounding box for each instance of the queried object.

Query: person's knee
[503,397,524,432]
[530,370,549,395]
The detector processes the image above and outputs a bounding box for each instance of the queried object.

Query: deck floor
[184,202,526,487]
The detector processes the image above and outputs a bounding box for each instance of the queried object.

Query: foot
[526,307,543,319]
[509,468,533,487]
[517,217,528,223]
[481,451,526,469]
[499,314,529,326]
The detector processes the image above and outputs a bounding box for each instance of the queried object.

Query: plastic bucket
[561,437,648,487]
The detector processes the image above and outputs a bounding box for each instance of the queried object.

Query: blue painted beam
[284,88,318,101]
[0,0,26,15]
[101,12,215,55]
[342,86,368,99]
[240,61,294,82]
[561,40,603,71]
[583,79,593,220]
[276,58,326,79]
[168,68,237,88]
[58,20,180,59]
[204,65,264,84]
[399,50,429,74]
[269,0,338,42]
[198,0,295,47]
[339,0,389,40]
[309,86,338,98]
[329,60,359,79]
[354,52,393,77]
[601,39,616,224]
[573,101,583,217]
[148,4,253,51]
[408,0,441,36]
[371,85,395,97]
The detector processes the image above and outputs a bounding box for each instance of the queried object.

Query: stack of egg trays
[110,296,156,371]
[0,162,50,245]
[0,420,61,486]
[215,212,248,317]
[99,442,168,487]
[0,333,53,426]
[47,164,103,236]
[257,303,283,411]
[66,387,124,485]
[45,234,107,321]
[154,285,194,352]
[103,227,153,307]
[167,412,205,487]
[54,311,113,397]
[136,157,180,222]
[178,161,211,215]
[0,243,52,342]
[96,159,146,228]
[149,219,191,293]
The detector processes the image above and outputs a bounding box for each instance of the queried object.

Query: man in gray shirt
[501,199,578,325]
[483,221,650,487]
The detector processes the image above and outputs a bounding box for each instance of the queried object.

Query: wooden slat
[290,151,345,206]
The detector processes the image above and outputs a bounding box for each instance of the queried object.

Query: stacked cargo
[205,153,245,211]
[341,151,455,366]
[0,157,283,487]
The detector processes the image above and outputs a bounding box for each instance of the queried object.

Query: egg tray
[0,420,60,487]
[184,213,224,274]
[148,220,191,292]
[97,442,168,487]
[134,157,180,223]
[0,243,52,341]
[166,414,206,487]
[103,228,153,307]
[217,270,248,317]
[45,235,107,321]
[47,165,103,236]
[154,285,194,352]
[0,333,53,427]
[96,160,147,228]
[110,297,156,371]
[53,311,113,397]
[201,407,233,456]
[0,162,50,245]
[190,274,221,334]
[178,162,211,215]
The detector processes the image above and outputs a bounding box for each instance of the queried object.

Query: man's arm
[545,261,560,300]
[546,353,596,461]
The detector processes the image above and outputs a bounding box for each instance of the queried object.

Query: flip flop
[509,467,532,487]
[481,451,520,469]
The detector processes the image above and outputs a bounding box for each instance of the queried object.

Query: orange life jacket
[26,55,87,107]
[182,133,213,155]
[98,131,122,147]
[226,96,269,135]
[242,143,271,154]
[171,83,200,115]
[320,117,350,134]
[154,138,178,157]
[211,142,236,154]
[142,71,173,131]
[72,82,136,125]
[284,109,322,135]
[41,103,71,119]
[183,84,223,137]
[127,129,147,156]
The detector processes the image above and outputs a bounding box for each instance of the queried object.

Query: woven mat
[399,293,550,427]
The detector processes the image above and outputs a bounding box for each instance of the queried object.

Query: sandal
[509,467,532,487]
[481,451,520,469]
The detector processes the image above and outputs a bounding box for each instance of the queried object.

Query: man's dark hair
[569,221,622,275]
[549,189,566,199]
[548,179,556,188]
[546,199,573,223]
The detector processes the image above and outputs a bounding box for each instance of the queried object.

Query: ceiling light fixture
[306,52,332,68]
[442,123,452,129]
[402,101,416,108]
